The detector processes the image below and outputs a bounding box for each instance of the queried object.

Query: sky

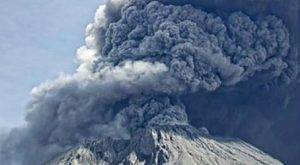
[0,0,102,130]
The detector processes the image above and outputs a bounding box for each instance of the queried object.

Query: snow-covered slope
[46,125,282,165]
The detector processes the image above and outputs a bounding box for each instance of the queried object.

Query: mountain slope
[46,125,282,165]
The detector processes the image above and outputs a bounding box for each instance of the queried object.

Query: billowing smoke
[0,0,299,164]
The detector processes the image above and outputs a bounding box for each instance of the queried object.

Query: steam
[0,0,298,165]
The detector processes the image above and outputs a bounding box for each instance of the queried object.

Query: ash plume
[0,0,299,164]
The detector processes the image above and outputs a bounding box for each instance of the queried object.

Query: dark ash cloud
[0,0,299,164]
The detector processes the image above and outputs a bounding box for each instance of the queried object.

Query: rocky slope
[46,125,282,165]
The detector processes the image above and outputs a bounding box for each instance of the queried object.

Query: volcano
[47,124,282,165]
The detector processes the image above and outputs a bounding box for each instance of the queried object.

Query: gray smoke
[0,60,180,165]
[0,0,299,164]
[99,0,295,90]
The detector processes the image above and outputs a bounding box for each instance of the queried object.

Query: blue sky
[0,0,101,129]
